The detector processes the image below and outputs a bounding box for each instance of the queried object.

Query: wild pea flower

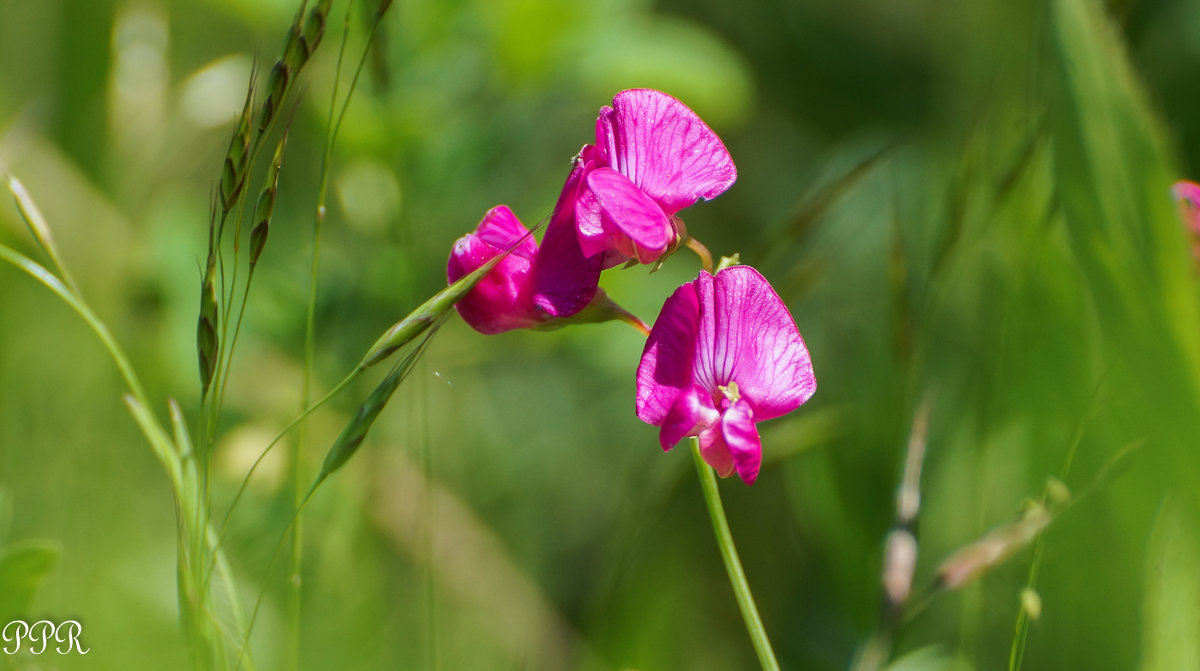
[447,205,545,334]
[569,89,737,267]
[1173,180,1200,232]
[636,266,816,485]
[1172,180,1200,231]
[1171,181,1200,261]
[448,171,630,334]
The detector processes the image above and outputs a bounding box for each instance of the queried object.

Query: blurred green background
[2,0,1200,669]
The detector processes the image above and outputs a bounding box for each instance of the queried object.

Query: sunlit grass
[1,0,1199,669]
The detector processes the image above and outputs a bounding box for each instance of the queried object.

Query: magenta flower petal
[635,265,816,485]
[573,173,623,267]
[636,279,702,426]
[721,399,762,485]
[698,266,816,421]
[1172,180,1200,234]
[578,167,674,263]
[602,89,737,215]
[698,425,736,478]
[530,163,603,317]
[447,206,542,334]
[660,384,720,451]
[562,89,736,268]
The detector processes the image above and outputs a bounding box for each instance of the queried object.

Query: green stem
[200,367,361,610]
[690,439,781,671]
[684,236,714,274]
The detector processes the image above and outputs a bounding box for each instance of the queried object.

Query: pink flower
[571,89,737,268]
[530,161,604,317]
[447,205,544,334]
[1173,180,1200,234]
[1172,181,1200,261]
[447,199,601,334]
[635,266,816,485]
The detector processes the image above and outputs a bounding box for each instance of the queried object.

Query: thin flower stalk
[291,3,388,666]
[691,439,781,671]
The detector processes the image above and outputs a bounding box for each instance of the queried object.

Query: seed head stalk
[293,2,392,668]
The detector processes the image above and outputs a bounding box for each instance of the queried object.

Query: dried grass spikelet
[937,503,1052,590]
[3,165,79,292]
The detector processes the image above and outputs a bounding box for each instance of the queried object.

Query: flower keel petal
[698,425,735,478]
[447,206,541,335]
[660,385,720,451]
[721,399,762,485]
[581,167,673,264]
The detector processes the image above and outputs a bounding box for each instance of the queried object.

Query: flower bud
[447,206,546,334]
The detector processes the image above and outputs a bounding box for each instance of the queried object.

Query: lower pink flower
[635,266,816,485]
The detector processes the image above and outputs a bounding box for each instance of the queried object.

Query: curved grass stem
[0,243,248,668]
[292,1,386,666]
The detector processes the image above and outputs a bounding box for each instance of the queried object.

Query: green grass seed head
[197,268,219,397]
[250,132,288,269]
[301,0,330,57]
[261,1,326,136]
[259,62,289,136]
[220,84,254,214]
[320,342,426,483]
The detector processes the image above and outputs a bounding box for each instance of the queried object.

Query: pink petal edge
[580,167,673,263]
[659,384,720,451]
[636,279,702,426]
[604,89,737,215]
[706,266,816,420]
[721,399,762,485]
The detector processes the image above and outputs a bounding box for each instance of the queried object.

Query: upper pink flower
[636,266,816,485]
[447,197,601,334]
[572,89,737,268]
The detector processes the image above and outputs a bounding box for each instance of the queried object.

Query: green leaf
[0,540,60,622]
[1051,0,1200,359]
[1050,0,1200,513]
[1141,499,1200,671]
